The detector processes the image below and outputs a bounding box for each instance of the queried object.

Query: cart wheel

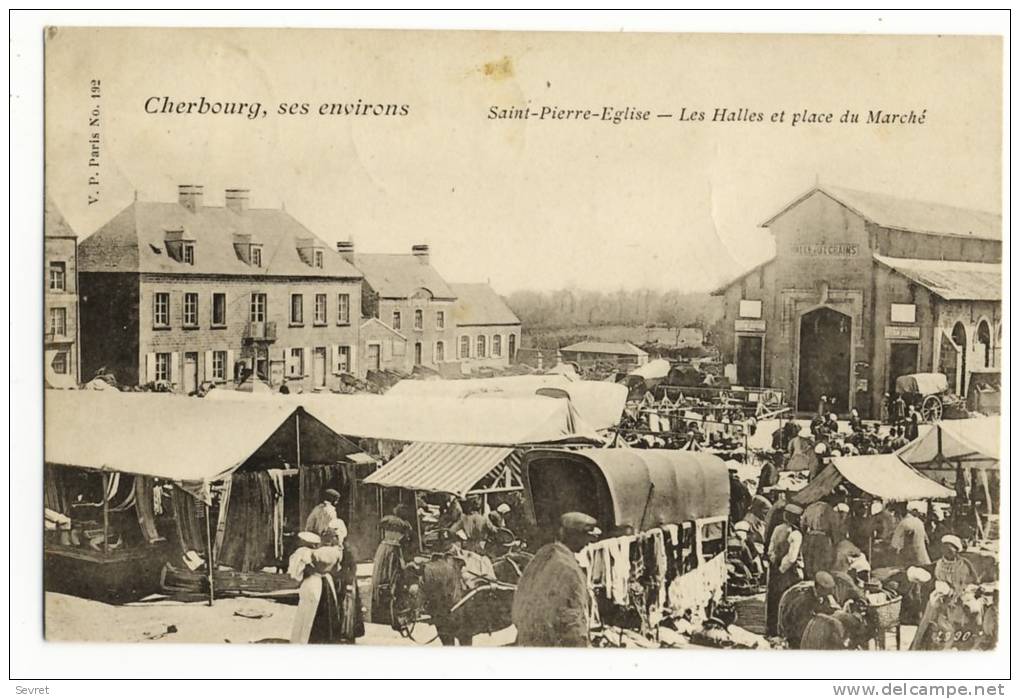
[921,395,943,422]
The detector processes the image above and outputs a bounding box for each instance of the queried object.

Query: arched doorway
[797,307,852,413]
[951,322,968,395]
[977,320,992,368]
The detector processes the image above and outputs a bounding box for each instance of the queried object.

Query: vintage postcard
[41,25,1002,658]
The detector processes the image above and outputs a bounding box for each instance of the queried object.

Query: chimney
[225,188,250,213]
[411,244,430,266]
[178,184,204,212]
[336,240,355,264]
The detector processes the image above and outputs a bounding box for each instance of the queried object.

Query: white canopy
[384,374,627,431]
[206,390,603,446]
[627,358,671,381]
[45,390,296,484]
[793,453,954,505]
[897,417,1000,470]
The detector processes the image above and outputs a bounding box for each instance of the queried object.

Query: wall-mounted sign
[885,326,920,340]
[738,299,763,319]
[790,243,860,257]
[735,319,766,333]
[891,303,917,323]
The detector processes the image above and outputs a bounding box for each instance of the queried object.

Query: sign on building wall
[734,319,766,333]
[885,326,920,340]
[789,243,860,257]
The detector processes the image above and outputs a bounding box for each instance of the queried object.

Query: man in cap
[777,570,839,649]
[305,488,341,539]
[890,500,931,566]
[487,502,512,531]
[766,503,804,637]
[512,512,600,647]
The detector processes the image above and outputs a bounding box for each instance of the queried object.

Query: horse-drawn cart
[895,372,965,422]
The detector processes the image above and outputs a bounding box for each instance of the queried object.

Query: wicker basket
[870,594,902,630]
[732,592,767,634]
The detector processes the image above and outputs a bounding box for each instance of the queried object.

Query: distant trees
[506,287,722,330]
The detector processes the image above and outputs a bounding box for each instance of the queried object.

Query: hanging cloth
[134,476,163,544]
[171,486,206,554]
[219,471,276,572]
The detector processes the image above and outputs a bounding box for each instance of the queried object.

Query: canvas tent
[363,442,522,498]
[384,374,627,431]
[206,389,604,446]
[896,417,1000,471]
[792,453,954,506]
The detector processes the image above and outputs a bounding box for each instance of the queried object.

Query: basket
[732,592,767,634]
[870,594,902,629]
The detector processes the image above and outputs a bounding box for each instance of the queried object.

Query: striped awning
[363,442,515,497]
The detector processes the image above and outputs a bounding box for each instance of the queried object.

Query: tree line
[505,288,722,330]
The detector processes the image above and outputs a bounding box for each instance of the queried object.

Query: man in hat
[305,488,341,539]
[800,497,838,579]
[741,494,772,548]
[891,500,931,567]
[766,503,804,637]
[729,468,752,523]
[512,512,600,647]
[777,570,839,648]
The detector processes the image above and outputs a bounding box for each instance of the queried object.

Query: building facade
[559,341,650,370]
[79,185,363,392]
[450,282,522,370]
[712,186,1001,417]
[44,197,80,387]
[349,244,461,374]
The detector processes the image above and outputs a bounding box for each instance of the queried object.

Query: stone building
[78,185,363,392]
[450,282,522,370]
[44,196,80,387]
[711,185,1001,417]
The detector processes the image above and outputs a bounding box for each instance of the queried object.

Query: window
[890,303,917,324]
[459,336,470,359]
[290,294,304,325]
[508,333,516,360]
[314,250,324,268]
[51,351,68,374]
[250,293,267,323]
[48,307,67,336]
[212,350,227,381]
[414,342,423,366]
[212,293,227,327]
[153,293,170,327]
[289,347,305,377]
[435,341,445,362]
[436,310,445,329]
[183,293,199,327]
[738,299,762,319]
[336,345,351,373]
[155,353,171,382]
[337,293,350,325]
[250,245,263,267]
[48,262,66,291]
[314,294,327,325]
[182,243,195,265]
[414,309,423,330]
[476,335,487,358]
[392,310,401,330]
[492,334,502,357]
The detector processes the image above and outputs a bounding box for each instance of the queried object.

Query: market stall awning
[792,453,954,505]
[45,390,297,485]
[206,390,603,446]
[896,417,1000,470]
[363,442,515,497]
[627,358,671,381]
[385,375,627,430]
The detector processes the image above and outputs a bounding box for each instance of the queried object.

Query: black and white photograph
[10,10,1010,688]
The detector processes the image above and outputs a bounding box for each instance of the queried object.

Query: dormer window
[182,243,195,265]
[251,245,263,268]
[314,250,324,268]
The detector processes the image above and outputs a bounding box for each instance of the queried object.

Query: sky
[45,28,1002,294]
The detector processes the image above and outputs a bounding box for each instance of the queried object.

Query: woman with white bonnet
[910,534,979,649]
[288,531,342,644]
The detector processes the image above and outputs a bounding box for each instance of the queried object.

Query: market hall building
[711,186,1002,418]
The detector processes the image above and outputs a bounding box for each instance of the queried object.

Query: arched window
[508,333,517,361]
[476,335,487,358]
[459,336,470,359]
[951,322,968,395]
[492,334,502,358]
[435,341,445,362]
[977,320,992,368]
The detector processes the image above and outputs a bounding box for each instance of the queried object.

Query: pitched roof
[874,254,1002,301]
[560,341,648,357]
[764,186,1001,241]
[353,253,455,299]
[78,200,362,278]
[709,256,776,295]
[44,195,77,239]
[449,283,520,326]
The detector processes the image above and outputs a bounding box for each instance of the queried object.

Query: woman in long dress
[370,504,414,627]
[289,532,343,644]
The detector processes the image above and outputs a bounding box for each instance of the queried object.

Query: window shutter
[145,353,156,383]
[304,347,312,376]
[349,344,357,376]
[226,350,235,380]
[204,351,214,381]
[170,351,180,385]
[333,345,342,374]
[284,347,294,376]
